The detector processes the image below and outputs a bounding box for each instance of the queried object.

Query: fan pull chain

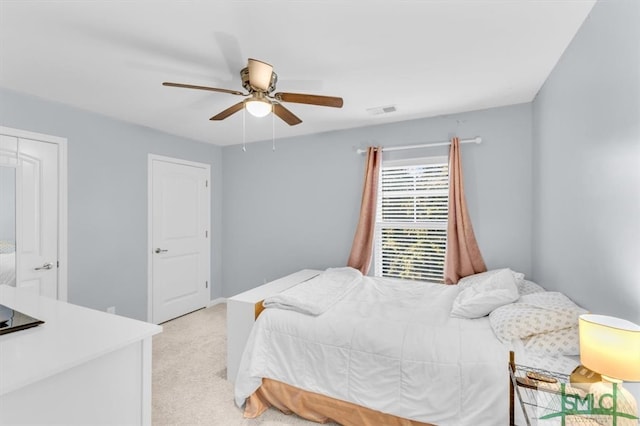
[272,108,276,151]
[242,107,246,152]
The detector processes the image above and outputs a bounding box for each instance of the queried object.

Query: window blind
[374,160,449,282]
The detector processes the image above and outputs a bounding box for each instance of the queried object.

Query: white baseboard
[208,297,227,307]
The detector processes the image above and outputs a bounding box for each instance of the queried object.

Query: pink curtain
[347,146,382,275]
[444,137,487,284]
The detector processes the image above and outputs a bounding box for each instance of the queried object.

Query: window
[374,157,449,283]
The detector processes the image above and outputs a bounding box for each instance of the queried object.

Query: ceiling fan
[163,58,343,126]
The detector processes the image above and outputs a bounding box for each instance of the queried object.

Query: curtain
[347,146,382,275]
[444,137,486,284]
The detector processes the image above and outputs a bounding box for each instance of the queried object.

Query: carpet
[152,303,333,425]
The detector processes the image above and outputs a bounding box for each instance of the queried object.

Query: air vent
[366,105,397,115]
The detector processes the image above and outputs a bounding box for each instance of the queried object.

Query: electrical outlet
[106,306,116,314]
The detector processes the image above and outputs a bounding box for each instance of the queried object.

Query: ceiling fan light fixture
[245,98,272,118]
[164,57,342,126]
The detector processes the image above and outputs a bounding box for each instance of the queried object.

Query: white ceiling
[0,0,596,146]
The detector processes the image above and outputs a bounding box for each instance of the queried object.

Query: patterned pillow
[457,268,525,290]
[489,292,587,342]
[517,279,545,296]
[523,326,580,356]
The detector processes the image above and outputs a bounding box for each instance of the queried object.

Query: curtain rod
[356,136,482,154]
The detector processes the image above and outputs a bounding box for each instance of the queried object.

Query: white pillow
[517,279,545,296]
[523,326,580,356]
[450,268,520,319]
[489,292,587,342]
[457,268,525,290]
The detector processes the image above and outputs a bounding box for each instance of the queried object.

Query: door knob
[35,262,54,270]
[155,248,168,254]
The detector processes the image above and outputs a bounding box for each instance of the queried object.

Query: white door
[0,135,59,298]
[150,156,210,324]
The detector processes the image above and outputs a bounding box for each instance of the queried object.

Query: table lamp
[579,314,640,426]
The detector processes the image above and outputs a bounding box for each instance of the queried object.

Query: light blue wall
[532,0,640,324]
[0,88,223,321]
[222,103,533,296]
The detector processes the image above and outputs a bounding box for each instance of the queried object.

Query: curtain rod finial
[474,137,482,144]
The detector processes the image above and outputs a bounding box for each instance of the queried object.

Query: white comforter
[235,272,511,425]
[262,267,361,315]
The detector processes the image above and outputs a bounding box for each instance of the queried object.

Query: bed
[0,241,16,286]
[234,267,585,425]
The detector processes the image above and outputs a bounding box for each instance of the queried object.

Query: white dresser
[226,269,320,383]
[0,285,162,425]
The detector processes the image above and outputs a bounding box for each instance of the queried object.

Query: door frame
[147,154,211,324]
[0,126,68,301]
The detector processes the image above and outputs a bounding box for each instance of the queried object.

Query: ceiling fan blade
[163,82,245,96]
[210,102,245,121]
[247,58,273,92]
[273,103,302,126]
[214,31,244,76]
[274,92,343,108]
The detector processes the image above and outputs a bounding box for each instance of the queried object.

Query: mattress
[235,273,513,425]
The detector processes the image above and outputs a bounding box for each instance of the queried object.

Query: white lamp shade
[245,99,272,117]
[579,314,640,381]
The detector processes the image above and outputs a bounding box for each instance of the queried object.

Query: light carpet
[152,303,335,425]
